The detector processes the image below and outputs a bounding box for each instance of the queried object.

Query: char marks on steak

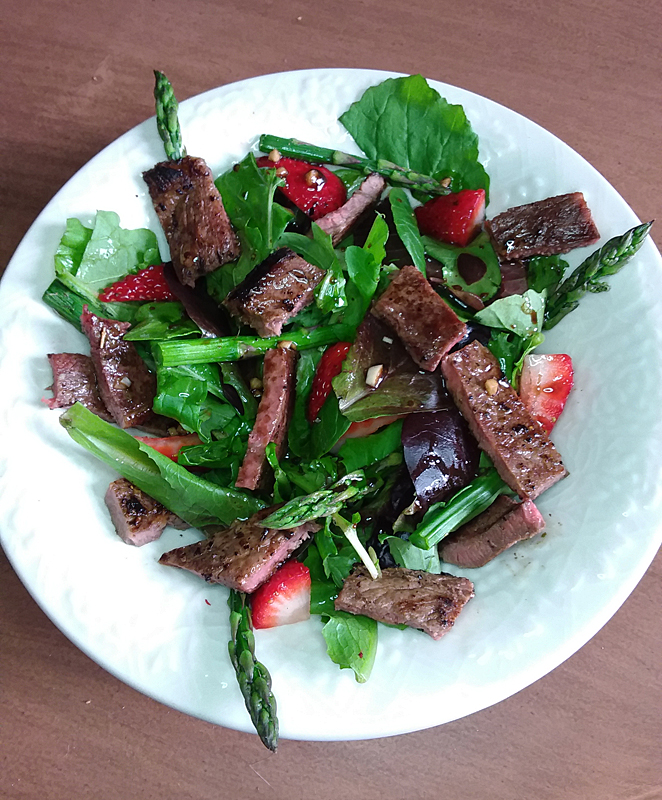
[441,340,567,499]
[335,566,475,640]
[159,507,319,593]
[485,192,600,260]
[47,353,113,421]
[235,346,297,490]
[105,478,188,547]
[315,173,386,245]
[439,496,545,568]
[143,156,240,287]
[80,307,156,429]
[372,264,468,371]
[224,248,324,337]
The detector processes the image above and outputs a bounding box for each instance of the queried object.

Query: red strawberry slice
[308,341,352,422]
[256,155,347,220]
[519,353,574,434]
[134,433,202,461]
[251,560,311,629]
[415,189,486,247]
[99,264,176,302]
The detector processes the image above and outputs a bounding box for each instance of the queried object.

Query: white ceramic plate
[1,68,661,742]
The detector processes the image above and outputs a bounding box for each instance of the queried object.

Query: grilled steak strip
[485,192,600,260]
[143,155,240,287]
[439,496,545,568]
[235,345,297,490]
[105,478,188,547]
[47,353,114,421]
[335,566,475,640]
[441,340,567,499]
[80,308,156,429]
[372,264,468,371]
[315,173,386,245]
[159,507,319,593]
[224,248,324,337]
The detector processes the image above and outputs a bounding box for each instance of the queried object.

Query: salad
[41,72,652,750]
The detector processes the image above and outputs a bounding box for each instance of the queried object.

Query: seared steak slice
[224,248,324,336]
[335,566,475,640]
[81,308,156,429]
[235,345,297,490]
[105,478,188,547]
[441,340,567,499]
[159,507,319,592]
[439,496,545,568]
[47,353,113,421]
[316,173,386,245]
[485,192,600,260]
[143,156,240,286]
[372,264,467,371]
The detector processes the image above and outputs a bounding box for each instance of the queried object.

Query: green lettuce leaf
[122,302,199,341]
[321,611,377,683]
[339,74,489,196]
[474,289,546,338]
[384,536,441,572]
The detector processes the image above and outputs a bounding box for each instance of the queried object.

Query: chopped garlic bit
[277,340,296,350]
[485,378,499,395]
[267,148,281,163]
[249,377,263,391]
[119,376,132,388]
[365,364,385,388]
[382,336,393,344]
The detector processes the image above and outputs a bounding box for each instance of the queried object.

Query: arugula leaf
[321,612,377,683]
[211,153,292,300]
[474,289,546,338]
[311,391,351,459]
[76,211,161,293]
[339,74,489,196]
[422,232,501,301]
[60,403,264,528]
[385,535,441,572]
[388,189,426,274]
[527,255,568,295]
[288,348,322,459]
[178,418,251,470]
[122,302,199,341]
[338,420,403,472]
[342,214,388,329]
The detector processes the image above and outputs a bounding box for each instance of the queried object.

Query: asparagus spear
[153,70,186,161]
[228,590,279,752]
[154,322,355,366]
[408,468,508,550]
[543,221,653,330]
[261,471,368,529]
[259,134,452,196]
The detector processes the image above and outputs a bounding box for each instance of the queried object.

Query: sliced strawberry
[134,433,202,461]
[256,156,346,220]
[519,353,574,434]
[343,415,403,439]
[251,560,311,629]
[98,264,177,302]
[308,342,352,422]
[415,189,486,247]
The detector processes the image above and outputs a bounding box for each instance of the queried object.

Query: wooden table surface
[1,1,660,798]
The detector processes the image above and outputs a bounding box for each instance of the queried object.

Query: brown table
[2,2,660,798]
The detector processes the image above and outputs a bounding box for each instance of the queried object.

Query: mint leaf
[340,74,489,196]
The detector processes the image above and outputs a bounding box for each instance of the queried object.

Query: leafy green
[422,232,501,301]
[76,211,160,293]
[385,536,441,572]
[311,391,352,459]
[54,218,93,280]
[211,153,292,300]
[177,418,250,470]
[486,328,545,385]
[42,279,138,331]
[321,612,377,683]
[388,188,426,273]
[338,420,403,472]
[527,255,568,295]
[288,349,322,459]
[60,403,264,528]
[341,370,445,422]
[339,74,489,196]
[474,289,546,339]
[123,302,199,341]
[315,519,360,588]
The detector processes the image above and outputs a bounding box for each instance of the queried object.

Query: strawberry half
[308,341,352,422]
[256,156,346,220]
[415,189,486,247]
[134,433,202,461]
[98,264,176,302]
[519,353,574,434]
[251,560,311,630]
